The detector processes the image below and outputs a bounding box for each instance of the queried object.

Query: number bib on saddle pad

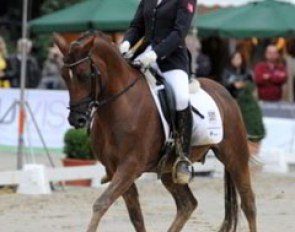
[190,87,223,146]
[145,70,223,146]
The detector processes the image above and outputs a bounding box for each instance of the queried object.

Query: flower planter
[62,158,97,187]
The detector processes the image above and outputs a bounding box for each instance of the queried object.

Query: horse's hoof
[173,161,192,185]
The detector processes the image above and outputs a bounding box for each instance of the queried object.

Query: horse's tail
[219,169,239,232]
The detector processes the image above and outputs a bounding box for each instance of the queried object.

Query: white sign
[261,117,295,163]
[0,89,70,148]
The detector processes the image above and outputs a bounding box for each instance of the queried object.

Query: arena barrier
[261,117,295,166]
[1,89,294,194]
[0,164,106,194]
[0,162,216,195]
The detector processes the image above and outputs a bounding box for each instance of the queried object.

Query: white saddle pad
[190,87,223,146]
[145,70,224,146]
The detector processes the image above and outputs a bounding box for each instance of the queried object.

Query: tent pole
[17,0,29,170]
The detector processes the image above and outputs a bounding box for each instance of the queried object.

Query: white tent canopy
[198,0,295,6]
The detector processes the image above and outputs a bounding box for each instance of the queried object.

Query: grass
[0,145,64,156]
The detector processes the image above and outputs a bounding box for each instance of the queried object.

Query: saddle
[130,62,223,148]
[150,68,204,132]
[137,66,224,177]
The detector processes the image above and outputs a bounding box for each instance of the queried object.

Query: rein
[94,75,141,108]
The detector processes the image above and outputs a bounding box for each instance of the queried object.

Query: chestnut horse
[54,31,257,232]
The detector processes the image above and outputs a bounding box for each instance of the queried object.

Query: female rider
[119,0,196,184]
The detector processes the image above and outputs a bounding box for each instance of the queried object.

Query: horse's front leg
[86,162,141,232]
[122,183,147,232]
[161,173,197,232]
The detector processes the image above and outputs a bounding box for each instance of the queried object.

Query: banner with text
[0,89,294,155]
[0,89,70,149]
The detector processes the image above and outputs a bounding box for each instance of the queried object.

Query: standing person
[222,51,252,98]
[38,45,65,89]
[119,0,196,184]
[5,38,41,88]
[285,39,295,102]
[195,40,211,78]
[254,45,287,102]
[223,51,265,155]
[0,36,10,88]
[195,50,211,78]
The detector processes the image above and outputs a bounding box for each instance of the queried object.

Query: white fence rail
[0,170,23,186]
[0,164,106,195]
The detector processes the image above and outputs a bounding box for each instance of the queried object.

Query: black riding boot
[173,105,193,184]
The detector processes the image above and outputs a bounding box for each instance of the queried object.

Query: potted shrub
[236,83,266,156]
[63,128,97,186]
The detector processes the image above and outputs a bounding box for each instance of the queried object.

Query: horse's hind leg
[161,173,197,232]
[231,163,257,232]
[217,144,257,232]
[86,164,141,232]
[122,183,146,232]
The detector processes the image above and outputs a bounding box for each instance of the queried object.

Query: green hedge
[237,83,266,143]
[63,128,95,160]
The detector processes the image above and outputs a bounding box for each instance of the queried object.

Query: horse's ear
[53,33,68,55]
[83,35,95,52]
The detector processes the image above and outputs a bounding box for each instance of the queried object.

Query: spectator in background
[254,45,287,102]
[223,50,265,154]
[285,39,295,102]
[5,38,41,88]
[195,49,211,78]
[222,51,252,98]
[0,36,11,88]
[193,40,211,78]
[38,45,65,90]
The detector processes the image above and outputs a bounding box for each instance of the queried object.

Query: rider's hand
[134,50,157,68]
[119,41,130,55]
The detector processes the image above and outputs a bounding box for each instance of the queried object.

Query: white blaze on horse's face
[69,69,74,82]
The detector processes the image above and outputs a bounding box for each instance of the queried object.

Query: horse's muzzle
[68,112,88,129]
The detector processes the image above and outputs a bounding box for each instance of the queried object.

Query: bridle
[63,52,142,124]
[64,54,102,121]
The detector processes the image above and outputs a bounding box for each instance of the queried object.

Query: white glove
[119,41,130,55]
[134,50,157,68]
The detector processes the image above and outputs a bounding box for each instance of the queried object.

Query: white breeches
[160,69,190,111]
[137,46,190,110]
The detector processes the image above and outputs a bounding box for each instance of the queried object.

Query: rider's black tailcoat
[124,0,196,73]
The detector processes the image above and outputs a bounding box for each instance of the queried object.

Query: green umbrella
[29,0,139,33]
[194,0,295,38]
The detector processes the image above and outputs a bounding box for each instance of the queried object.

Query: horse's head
[54,32,109,129]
